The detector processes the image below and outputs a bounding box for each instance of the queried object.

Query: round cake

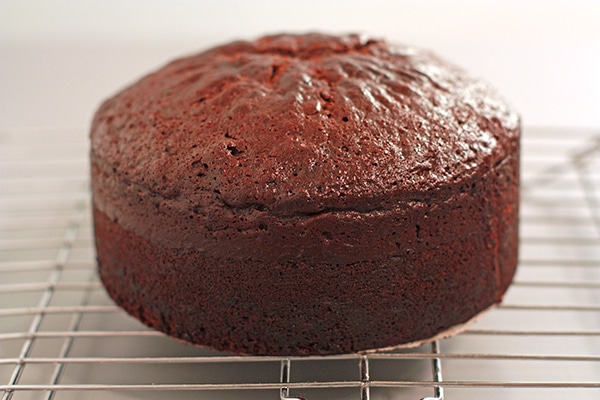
[91,33,520,356]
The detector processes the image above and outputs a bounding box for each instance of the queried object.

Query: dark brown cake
[91,33,520,356]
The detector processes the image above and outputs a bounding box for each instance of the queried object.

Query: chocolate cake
[91,33,520,356]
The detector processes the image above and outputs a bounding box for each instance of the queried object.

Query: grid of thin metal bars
[0,127,599,400]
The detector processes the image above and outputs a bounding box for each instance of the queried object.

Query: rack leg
[421,340,444,400]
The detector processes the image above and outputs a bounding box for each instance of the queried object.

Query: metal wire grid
[0,127,599,400]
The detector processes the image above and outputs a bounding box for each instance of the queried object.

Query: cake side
[94,151,519,355]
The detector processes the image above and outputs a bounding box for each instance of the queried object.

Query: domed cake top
[91,33,519,216]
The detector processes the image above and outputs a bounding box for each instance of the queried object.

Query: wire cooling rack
[1,126,599,400]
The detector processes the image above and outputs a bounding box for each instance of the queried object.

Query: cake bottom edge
[359,302,497,354]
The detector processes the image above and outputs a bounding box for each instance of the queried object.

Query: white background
[1,0,599,131]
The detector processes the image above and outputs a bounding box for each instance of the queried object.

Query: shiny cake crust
[91,33,520,355]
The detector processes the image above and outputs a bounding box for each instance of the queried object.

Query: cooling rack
[0,126,599,400]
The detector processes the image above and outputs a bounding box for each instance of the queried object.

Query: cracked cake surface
[91,33,520,355]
